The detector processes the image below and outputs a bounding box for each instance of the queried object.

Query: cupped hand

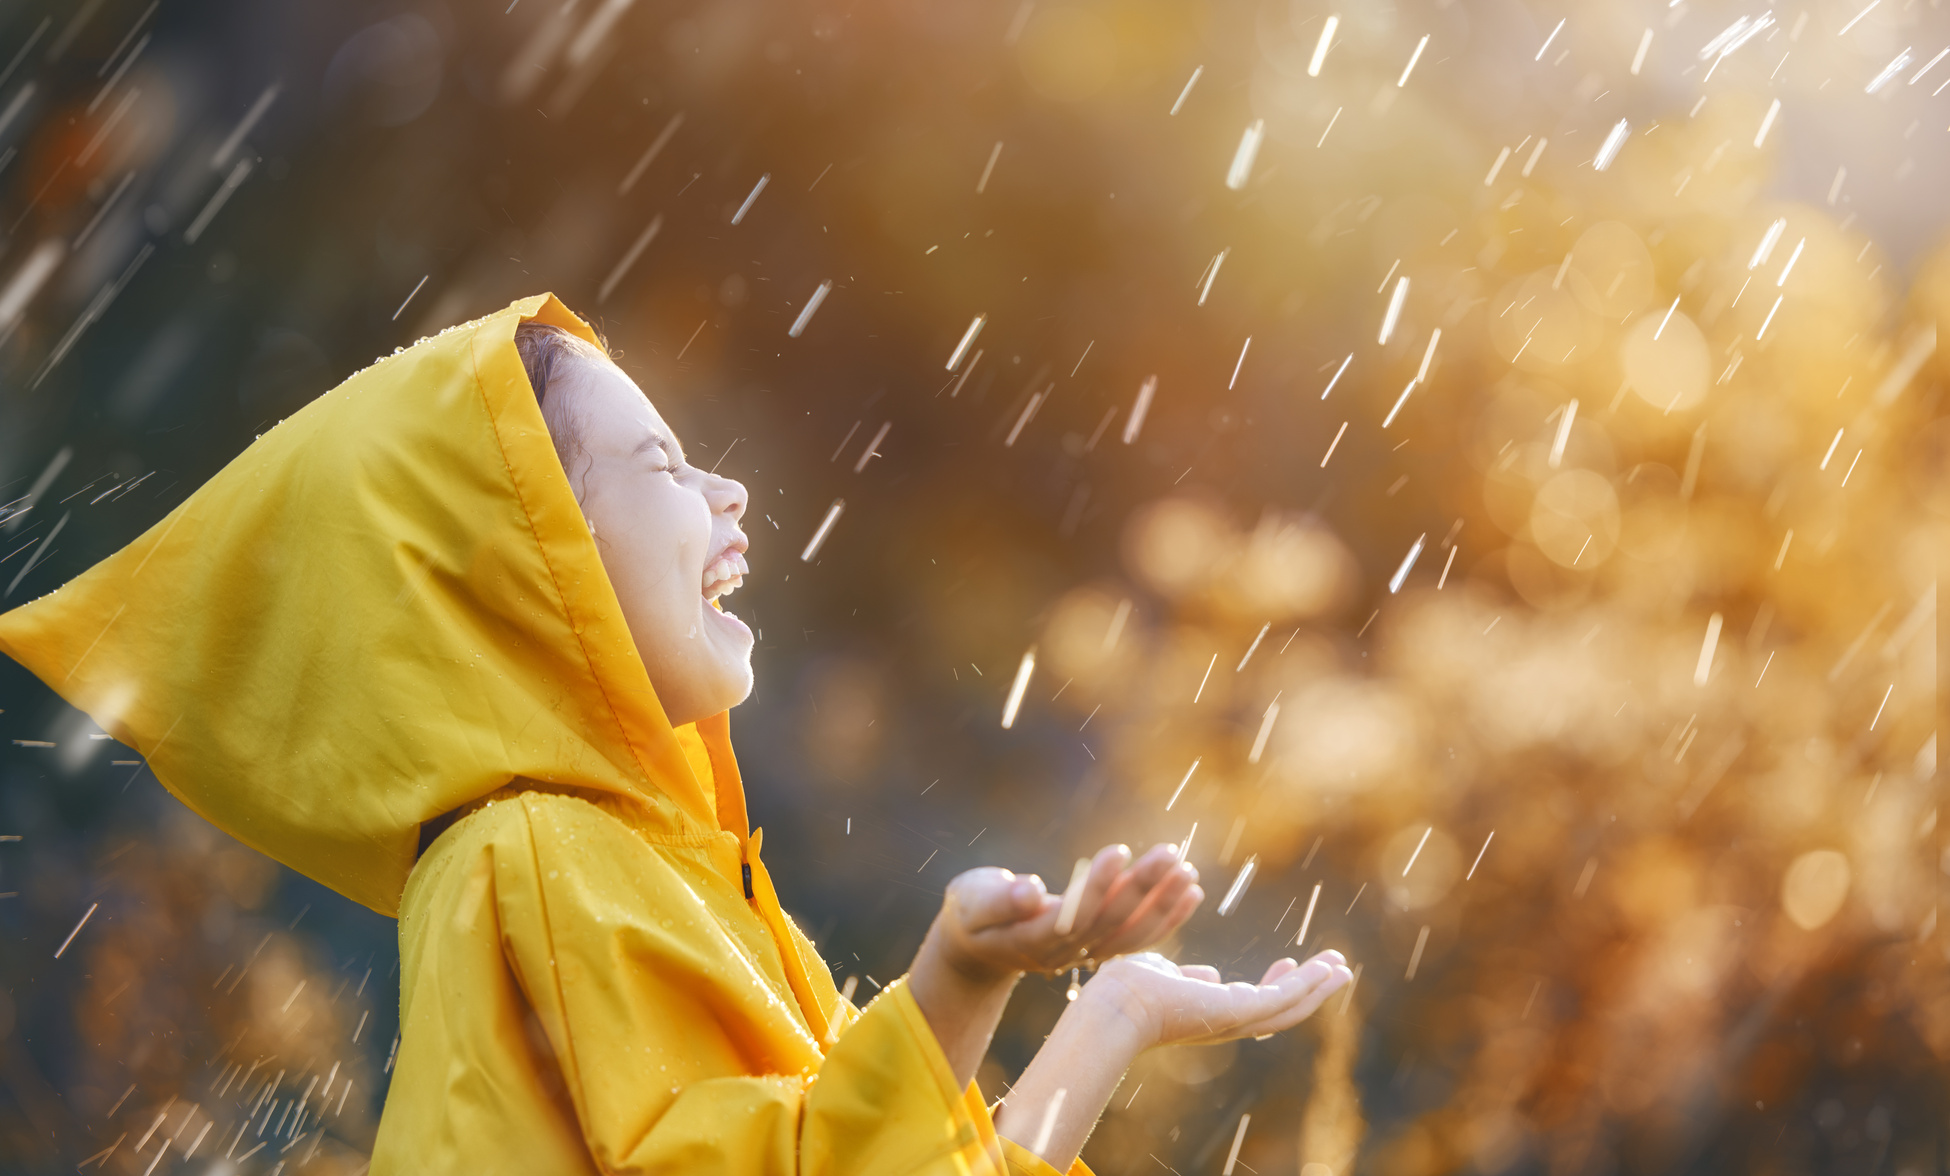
[927,842,1203,981]
[1083,949,1353,1049]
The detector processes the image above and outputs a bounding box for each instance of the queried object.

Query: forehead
[575,359,678,445]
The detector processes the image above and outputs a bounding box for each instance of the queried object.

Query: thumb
[951,869,1050,932]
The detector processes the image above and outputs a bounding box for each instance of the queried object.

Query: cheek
[586,478,709,600]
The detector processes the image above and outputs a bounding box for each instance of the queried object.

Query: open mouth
[702,550,748,601]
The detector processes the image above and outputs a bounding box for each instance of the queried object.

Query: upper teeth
[703,552,748,598]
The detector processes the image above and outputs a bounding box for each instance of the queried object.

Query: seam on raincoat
[466,308,678,833]
[483,786,733,865]
[510,792,611,1176]
[628,830,736,849]
[522,791,819,1060]
[466,779,713,851]
[886,978,1004,1173]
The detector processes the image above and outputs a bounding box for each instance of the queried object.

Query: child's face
[556,357,754,727]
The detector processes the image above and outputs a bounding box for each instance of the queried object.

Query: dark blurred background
[0,1,1944,1173]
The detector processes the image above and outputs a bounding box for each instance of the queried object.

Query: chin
[628,615,754,723]
[661,669,754,727]
[730,656,757,705]
[700,658,756,717]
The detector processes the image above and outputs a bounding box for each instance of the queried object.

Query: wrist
[995,982,1148,1166]
[1065,974,1155,1057]
[907,925,1024,1092]
[919,917,1023,989]
[1073,965,1160,1053]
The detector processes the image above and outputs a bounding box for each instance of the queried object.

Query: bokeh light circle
[1620,308,1710,412]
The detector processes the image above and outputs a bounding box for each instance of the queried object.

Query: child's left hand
[925,842,1203,982]
[1084,949,1353,1049]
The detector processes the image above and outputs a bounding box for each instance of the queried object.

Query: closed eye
[633,434,683,470]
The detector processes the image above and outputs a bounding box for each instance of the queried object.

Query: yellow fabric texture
[0,294,1090,1175]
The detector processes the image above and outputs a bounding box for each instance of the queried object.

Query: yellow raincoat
[0,294,1087,1175]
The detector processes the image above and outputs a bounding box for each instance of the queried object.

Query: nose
[707,472,747,524]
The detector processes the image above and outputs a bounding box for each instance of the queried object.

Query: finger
[957,870,1053,933]
[1232,964,1352,1039]
[1092,866,1189,954]
[1076,863,1179,952]
[1132,842,1182,875]
[1150,879,1206,940]
[989,864,1138,970]
[1279,955,1342,997]
[1180,964,1222,983]
[1098,874,1203,956]
[1226,956,1338,1026]
[1234,973,1349,1040]
[1246,950,1335,993]
[1058,844,1132,939]
[1104,872,1199,954]
[1295,965,1354,1018]
[1085,844,1180,935]
[1110,844,1183,902]
[1177,979,1294,1045]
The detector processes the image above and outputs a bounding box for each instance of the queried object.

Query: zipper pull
[741,862,754,901]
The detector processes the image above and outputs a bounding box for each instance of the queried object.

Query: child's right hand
[924,842,1203,982]
[1083,949,1353,1049]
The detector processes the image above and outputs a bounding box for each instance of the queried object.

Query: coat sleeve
[487,793,1095,1176]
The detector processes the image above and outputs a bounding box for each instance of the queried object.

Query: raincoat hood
[0,294,741,916]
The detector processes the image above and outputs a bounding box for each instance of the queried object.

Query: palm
[936,843,1202,978]
[1089,950,1352,1047]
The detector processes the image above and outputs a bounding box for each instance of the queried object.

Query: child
[0,296,1350,1174]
